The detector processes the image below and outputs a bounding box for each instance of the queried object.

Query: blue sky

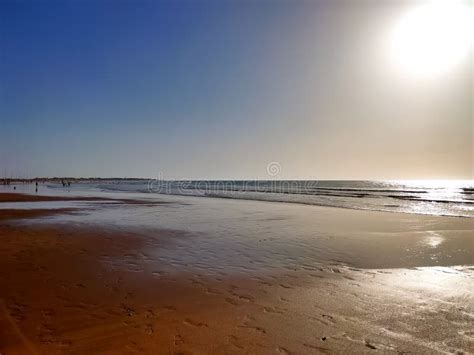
[1,0,472,179]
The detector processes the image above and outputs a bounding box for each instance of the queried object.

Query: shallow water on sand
[8,186,472,272]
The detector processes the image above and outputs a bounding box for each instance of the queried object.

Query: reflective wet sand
[0,192,473,353]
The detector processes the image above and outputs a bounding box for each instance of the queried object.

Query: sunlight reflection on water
[424,232,444,248]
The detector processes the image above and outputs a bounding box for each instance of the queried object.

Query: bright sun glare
[390,0,473,78]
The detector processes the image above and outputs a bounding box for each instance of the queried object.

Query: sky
[0,0,472,180]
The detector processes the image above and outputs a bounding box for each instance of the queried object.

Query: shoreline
[3,179,473,219]
[0,192,473,353]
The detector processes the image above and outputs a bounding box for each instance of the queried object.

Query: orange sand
[0,193,472,354]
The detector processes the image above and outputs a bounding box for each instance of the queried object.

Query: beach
[0,190,473,354]
[3,0,472,352]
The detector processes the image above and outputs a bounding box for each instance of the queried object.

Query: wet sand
[0,192,473,354]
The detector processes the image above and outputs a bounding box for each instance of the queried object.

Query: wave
[90,180,474,218]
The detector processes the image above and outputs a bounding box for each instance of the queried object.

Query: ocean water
[84,179,474,218]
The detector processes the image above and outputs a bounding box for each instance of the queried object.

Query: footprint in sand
[364,339,377,349]
[146,309,155,319]
[224,297,240,306]
[229,292,253,302]
[183,318,208,328]
[258,280,273,286]
[321,314,337,325]
[38,323,56,345]
[144,323,154,335]
[226,335,244,350]
[205,288,221,295]
[243,314,256,322]
[41,308,55,319]
[120,303,135,316]
[263,306,286,314]
[276,346,291,354]
[173,334,184,346]
[237,324,267,335]
[7,302,27,322]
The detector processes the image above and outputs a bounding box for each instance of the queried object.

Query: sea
[76,179,474,218]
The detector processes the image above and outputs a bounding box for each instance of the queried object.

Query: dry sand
[0,192,473,354]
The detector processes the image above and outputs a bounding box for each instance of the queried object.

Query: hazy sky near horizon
[1,0,472,179]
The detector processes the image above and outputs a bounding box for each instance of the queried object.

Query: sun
[390,0,473,78]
